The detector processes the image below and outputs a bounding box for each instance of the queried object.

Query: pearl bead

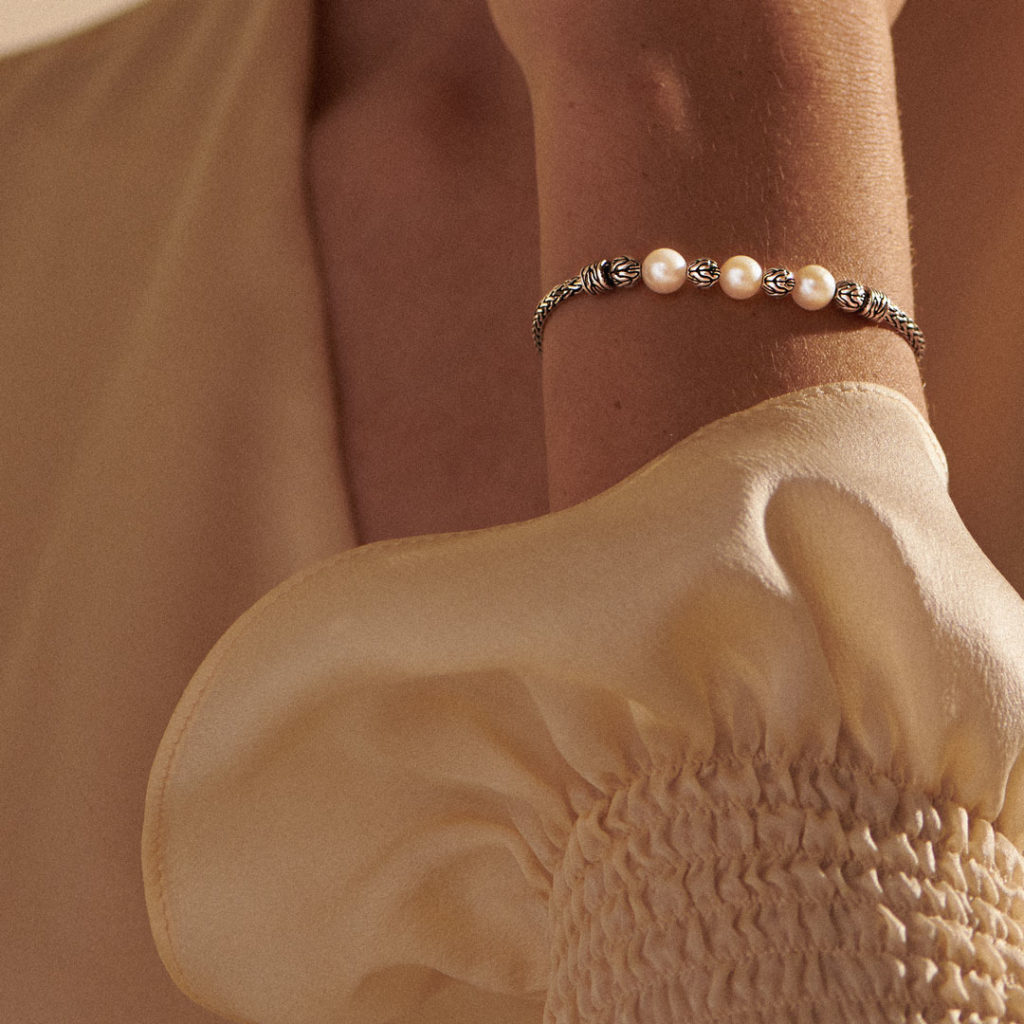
[641,248,688,294]
[719,255,763,300]
[792,264,837,310]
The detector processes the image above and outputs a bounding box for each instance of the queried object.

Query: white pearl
[792,264,837,310]
[719,255,763,300]
[641,248,688,294]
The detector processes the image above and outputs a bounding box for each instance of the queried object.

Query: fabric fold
[143,381,1024,1024]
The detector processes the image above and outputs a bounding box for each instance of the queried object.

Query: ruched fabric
[549,764,1024,1024]
[142,381,1024,1024]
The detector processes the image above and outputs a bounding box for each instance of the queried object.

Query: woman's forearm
[498,1,927,508]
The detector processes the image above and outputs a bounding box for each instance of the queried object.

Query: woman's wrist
[516,0,926,508]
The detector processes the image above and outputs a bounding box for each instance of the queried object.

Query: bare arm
[488,0,926,509]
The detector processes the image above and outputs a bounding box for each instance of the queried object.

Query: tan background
[0,0,144,55]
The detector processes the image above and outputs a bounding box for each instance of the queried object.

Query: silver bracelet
[532,248,925,360]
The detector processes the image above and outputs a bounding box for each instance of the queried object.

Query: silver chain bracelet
[532,249,925,360]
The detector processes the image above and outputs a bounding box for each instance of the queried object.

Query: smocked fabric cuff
[548,759,1024,1024]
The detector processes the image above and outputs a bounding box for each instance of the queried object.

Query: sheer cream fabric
[1,1,1024,1022]
[145,382,1024,1024]
[0,3,350,1020]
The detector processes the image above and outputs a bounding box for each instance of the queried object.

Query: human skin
[309,0,550,541]
[310,0,925,533]
[311,0,1024,598]
[485,0,926,509]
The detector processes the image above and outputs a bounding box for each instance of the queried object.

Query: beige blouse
[145,380,1024,1024]
[2,2,1024,1023]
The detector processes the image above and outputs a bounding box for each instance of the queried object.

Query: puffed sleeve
[142,381,1024,1024]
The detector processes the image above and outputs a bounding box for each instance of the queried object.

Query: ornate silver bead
[579,260,614,295]
[579,257,641,295]
[863,288,891,323]
[832,279,925,358]
[834,280,867,314]
[606,255,642,289]
[687,258,720,289]
[762,267,795,297]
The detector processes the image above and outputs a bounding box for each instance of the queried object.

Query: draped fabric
[144,383,1024,1023]
[0,3,351,1020]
